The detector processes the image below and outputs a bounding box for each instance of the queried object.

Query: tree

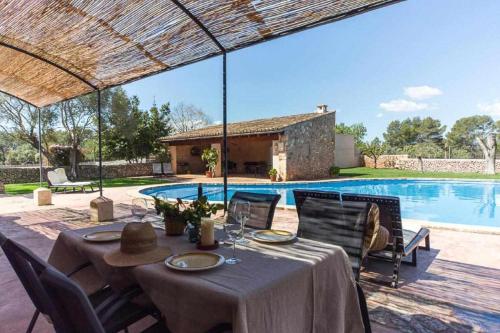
[383,117,446,150]
[446,115,497,157]
[171,103,210,133]
[476,133,496,174]
[0,132,14,164]
[403,142,445,159]
[51,94,97,178]
[0,94,57,164]
[335,122,367,148]
[360,137,386,169]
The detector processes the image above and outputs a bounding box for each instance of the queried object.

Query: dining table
[48,223,365,333]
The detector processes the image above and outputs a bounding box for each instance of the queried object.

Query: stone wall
[363,155,408,168]
[363,154,500,173]
[397,158,500,173]
[284,112,336,180]
[0,163,153,184]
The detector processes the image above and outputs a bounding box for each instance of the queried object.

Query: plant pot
[269,175,277,182]
[164,216,185,236]
[205,171,213,178]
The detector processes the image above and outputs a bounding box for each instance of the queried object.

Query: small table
[49,224,364,333]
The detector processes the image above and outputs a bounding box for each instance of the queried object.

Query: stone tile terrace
[0,177,499,332]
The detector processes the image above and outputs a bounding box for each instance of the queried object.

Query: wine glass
[234,200,251,244]
[131,198,148,222]
[225,222,242,265]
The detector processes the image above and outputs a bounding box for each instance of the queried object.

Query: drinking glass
[225,222,242,264]
[234,200,251,244]
[131,198,148,222]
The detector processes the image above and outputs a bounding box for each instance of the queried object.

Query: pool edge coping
[128,177,500,235]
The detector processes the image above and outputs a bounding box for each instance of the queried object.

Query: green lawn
[4,168,499,195]
[4,177,171,195]
[339,167,500,180]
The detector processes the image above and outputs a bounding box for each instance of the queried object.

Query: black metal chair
[356,282,372,333]
[293,191,371,332]
[293,190,370,281]
[293,189,341,217]
[0,233,160,333]
[40,266,169,333]
[341,193,431,288]
[228,191,281,230]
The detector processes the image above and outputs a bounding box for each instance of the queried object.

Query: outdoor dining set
[0,189,430,333]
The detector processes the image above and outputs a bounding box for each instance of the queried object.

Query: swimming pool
[141,179,500,228]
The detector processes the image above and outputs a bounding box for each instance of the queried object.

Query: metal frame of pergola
[0,0,404,209]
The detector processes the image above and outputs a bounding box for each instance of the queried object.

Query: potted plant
[268,168,278,182]
[201,148,218,178]
[154,196,223,241]
[182,196,223,243]
[154,197,186,236]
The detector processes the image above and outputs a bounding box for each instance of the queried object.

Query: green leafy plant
[268,168,278,177]
[201,148,219,176]
[182,196,223,226]
[153,195,222,226]
[329,166,340,177]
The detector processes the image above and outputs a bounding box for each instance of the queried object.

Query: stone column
[211,143,222,177]
[272,139,287,181]
[169,145,177,174]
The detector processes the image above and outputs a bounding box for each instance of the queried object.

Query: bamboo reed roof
[0,0,402,107]
[161,111,332,143]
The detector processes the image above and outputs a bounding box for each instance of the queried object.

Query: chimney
[316,104,328,113]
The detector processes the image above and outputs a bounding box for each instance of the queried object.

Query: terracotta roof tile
[161,112,333,142]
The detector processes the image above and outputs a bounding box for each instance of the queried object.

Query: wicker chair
[341,193,430,288]
[228,191,281,230]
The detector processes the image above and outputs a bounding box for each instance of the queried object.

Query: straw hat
[104,222,171,267]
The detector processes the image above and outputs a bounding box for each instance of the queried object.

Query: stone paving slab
[1,204,499,332]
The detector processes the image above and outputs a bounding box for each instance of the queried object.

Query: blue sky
[123,0,500,140]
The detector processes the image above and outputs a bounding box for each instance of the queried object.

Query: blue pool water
[141,179,500,228]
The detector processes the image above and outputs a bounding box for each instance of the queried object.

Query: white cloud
[404,86,442,100]
[478,101,500,116]
[213,120,222,125]
[379,99,429,112]
[376,113,384,118]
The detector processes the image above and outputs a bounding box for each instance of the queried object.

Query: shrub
[329,166,340,177]
[268,168,278,177]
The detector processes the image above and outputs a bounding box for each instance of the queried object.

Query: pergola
[0,0,403,208]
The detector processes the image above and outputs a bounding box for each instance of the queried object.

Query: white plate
[165,252,225,272]
[82,230,121,242]
[251,229,296,243]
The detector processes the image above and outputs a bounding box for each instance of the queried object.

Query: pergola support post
[90,89,113,222]
[222,53,228,211]
[33,106,52,206]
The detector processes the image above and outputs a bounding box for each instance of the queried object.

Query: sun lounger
[341,193,430,288]
[152,162,174,176]
[47,168,95,193]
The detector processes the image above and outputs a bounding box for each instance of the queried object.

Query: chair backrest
[47,168,68,185]
[293,190,341,217]
[228,191,281,230]
[294,194,370,281]
[341,193,403,253]
[40,266,105,333]
[152,163,162,174]
[0,234,59,320]
[162,162,173,174]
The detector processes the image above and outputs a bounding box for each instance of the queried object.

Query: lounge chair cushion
[363,203,389,257]
[48,168,92,187]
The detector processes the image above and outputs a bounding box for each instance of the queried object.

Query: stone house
[160,105,336,181]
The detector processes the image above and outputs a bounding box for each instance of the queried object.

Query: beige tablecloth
[48,224,364,333]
